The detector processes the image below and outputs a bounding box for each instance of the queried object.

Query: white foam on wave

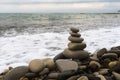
[0,27,120,72]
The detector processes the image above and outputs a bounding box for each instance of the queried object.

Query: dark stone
[96,48,107,58]
[68,42,86,50]
[4,66,29,80]
[101,53,118,60]
[53,52,67,62]
[63,48,89,60]
[25,73,37,79]
[107,50,120,57]
[104,76,113,80]
[57,70,78,80]
[70,27,79,33]
[68,36,84,43]
[111,47,119,50]
[102,58,111,68]
[69,32,81,37]
[111,46,120,50]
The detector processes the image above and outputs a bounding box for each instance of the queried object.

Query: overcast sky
[0,0,120,13]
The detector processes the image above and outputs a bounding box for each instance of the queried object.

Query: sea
[0,13,120,72]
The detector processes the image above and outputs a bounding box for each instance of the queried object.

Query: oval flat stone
[4,66,29,80]
[68,36,84,43]
[25,73,37,79]
[107,50,120,57]
[69,32,81,37]
[56,59,78,72]
[101,53,118,60]
[68,42,86,50]
[48,72,60,79]
[70,27,79,33]
[29,59,45,73]
[63,48,89,60]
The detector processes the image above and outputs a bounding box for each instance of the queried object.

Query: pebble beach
[0,13,120,80]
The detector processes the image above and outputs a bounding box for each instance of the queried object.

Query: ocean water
[0,13,120,72]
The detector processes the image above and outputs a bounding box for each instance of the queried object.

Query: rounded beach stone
[53,52,67,62]
[4,66,29,80]
[96,48,107,58]
[63,48,89,59]
[70,27,79,33]
[98,69,109,75]
[89,61,101,71]
[77,76,89,80]
[69,32,81,37]
[86,74,101,80]
[107,50,120,57]
[97,75,106,80]
[48,72,60,79]
[29,59,44,73]
[68,42,86,50]
[68,36,84,43]
[101,53,118,60]
[43,58,55,70]
[56,59,78,72]
[25,73,37,79]
[108,61,118,68]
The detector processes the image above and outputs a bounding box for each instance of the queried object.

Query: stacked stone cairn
[1,28,120,80]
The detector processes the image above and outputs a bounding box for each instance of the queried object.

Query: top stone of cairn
[70,27,79,33]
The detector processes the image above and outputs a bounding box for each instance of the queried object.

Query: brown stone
[107,50,120,57]
[56,59,78,72]
[42,58,55,70]
[89,61,101,71]
[96,48,107,58]
[68,36,84,43]
[68,42,86,50]
[29,59,45,73]
[70,27,79,33]
[63,48,89,59]
[4,66,29,80]
[39,68,49,76]
[101,53,118,60]
[69,32,81,37]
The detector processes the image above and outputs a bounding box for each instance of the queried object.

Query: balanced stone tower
[63,27,89,60]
